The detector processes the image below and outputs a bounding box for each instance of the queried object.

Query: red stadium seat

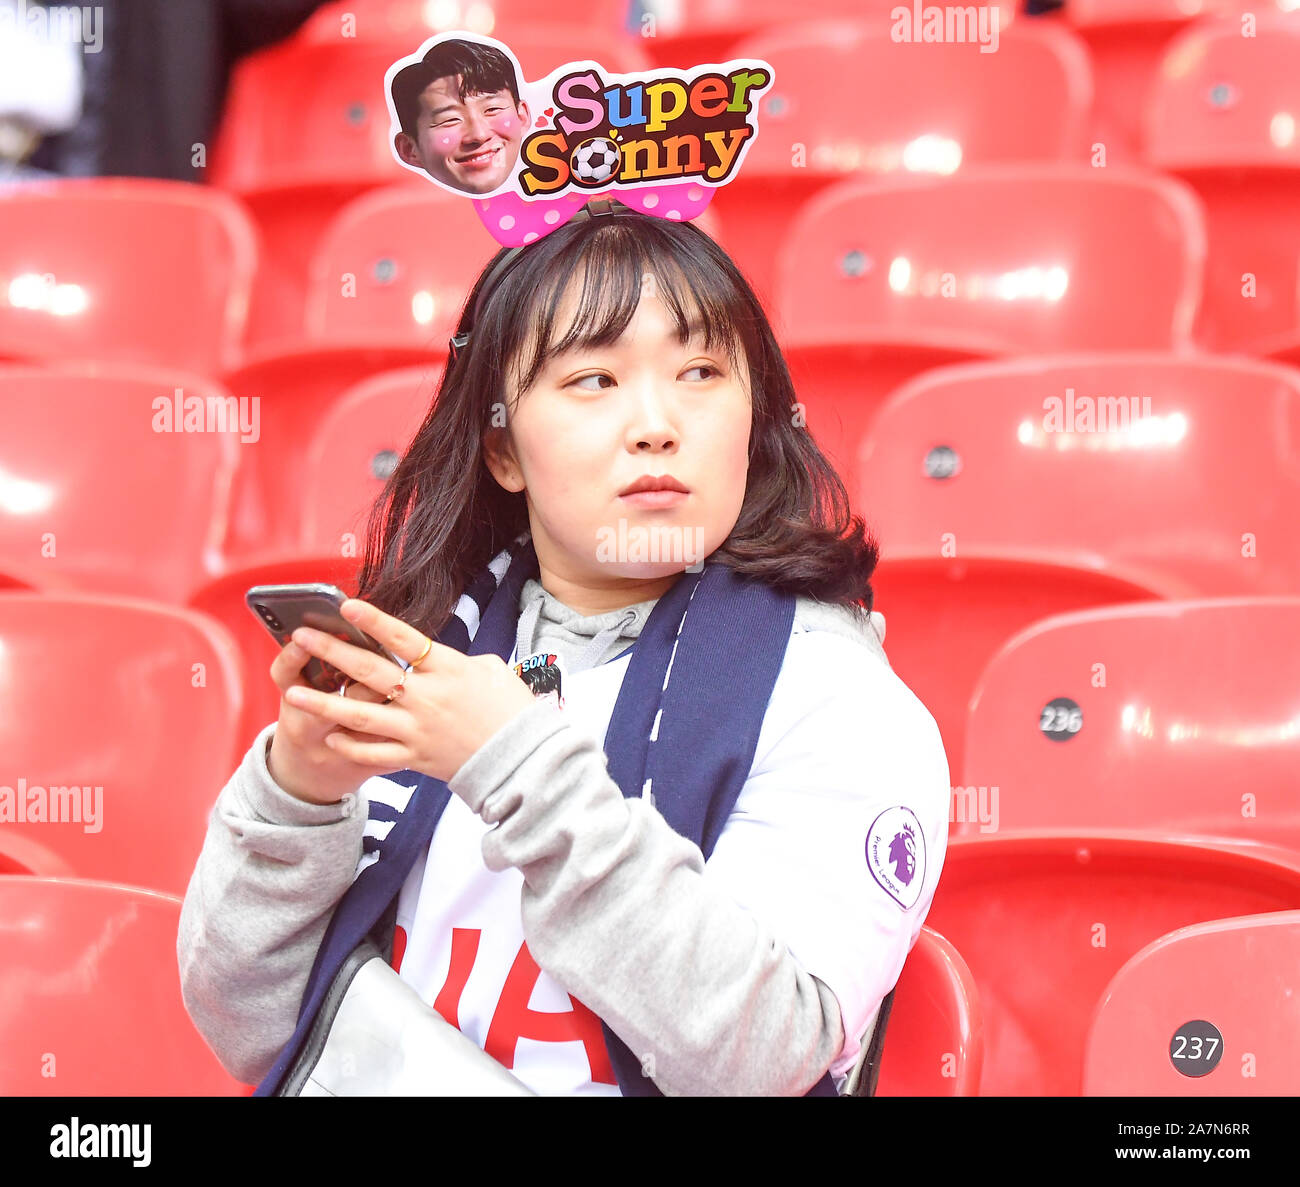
[712,19,1092,303]
[876,926,984,1097]
[0,364,242,600]
[189,554,362,753]
[304,185,497,350]
[0,179,255,375]
[0,877,248,1094]
[299,182,723,352]
[636,0,1023,70]
[195,367,437,745]
[0,595,244,897]
[1144,17,1300,356]
[1060,0,1247,161]
[776,170,1205,486]
[218,186,477,559]
[960,598,1300,854]
[924,832,1300,1095]
[210,31,652,348]
[223,220,458,559]
[298,367,437,551]
[858,353,1300,772]
[873,558,1158,793]
[295,0,631,43]
[1083,910,1300,1095]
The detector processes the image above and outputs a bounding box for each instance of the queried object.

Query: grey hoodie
[177,578,899,1096]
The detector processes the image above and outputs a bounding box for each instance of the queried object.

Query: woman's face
[484,272,753,613]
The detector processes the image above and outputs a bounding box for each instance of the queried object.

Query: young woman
[178,200,951,1096]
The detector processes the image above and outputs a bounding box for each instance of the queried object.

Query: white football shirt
[364,617,950,1095]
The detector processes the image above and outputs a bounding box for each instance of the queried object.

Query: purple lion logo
[888,822,918,886]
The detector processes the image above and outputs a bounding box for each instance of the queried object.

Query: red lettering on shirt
[414,926,617,1085]
[432,926,482,1026]
[485,939,617,1084]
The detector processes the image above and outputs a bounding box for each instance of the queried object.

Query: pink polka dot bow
[472,183,716,248]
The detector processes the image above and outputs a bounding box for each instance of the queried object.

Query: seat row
[2,352,1296,763]
[1,590,1294,891]
[199,13,1300,342]
[4,871,1298,1095]
[5,155,1300,414]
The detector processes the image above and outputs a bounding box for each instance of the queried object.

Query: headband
[447,196,640,364]
[385,29,772,253]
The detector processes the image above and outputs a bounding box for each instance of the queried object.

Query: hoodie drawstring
[515,593,640,677]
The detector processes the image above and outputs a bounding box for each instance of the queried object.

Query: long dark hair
[355,204,879,639]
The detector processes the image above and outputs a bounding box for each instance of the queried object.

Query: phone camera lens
[256,605,283,632]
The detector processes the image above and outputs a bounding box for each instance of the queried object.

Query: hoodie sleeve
[176,722,371,1085]
[447,625,950,1097]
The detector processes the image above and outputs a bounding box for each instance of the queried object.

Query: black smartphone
[246,583,406,694]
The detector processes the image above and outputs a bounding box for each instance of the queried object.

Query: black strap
[847,987,896,1097]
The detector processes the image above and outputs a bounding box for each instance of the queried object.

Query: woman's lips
[619,490,688,509]
[458,145,501,170]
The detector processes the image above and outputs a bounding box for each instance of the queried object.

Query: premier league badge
[865,806,926,910]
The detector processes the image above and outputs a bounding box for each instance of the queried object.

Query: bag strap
[845,987,896,1097]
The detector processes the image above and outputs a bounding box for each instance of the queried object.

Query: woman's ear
[483,427,525,493]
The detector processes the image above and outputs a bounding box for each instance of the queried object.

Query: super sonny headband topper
[385,30,774,249]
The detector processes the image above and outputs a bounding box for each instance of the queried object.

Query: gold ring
[410,636,434,670]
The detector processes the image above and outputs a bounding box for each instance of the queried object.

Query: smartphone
[246,583,406,694]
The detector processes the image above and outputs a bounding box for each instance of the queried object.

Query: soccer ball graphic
[571,136,621,186]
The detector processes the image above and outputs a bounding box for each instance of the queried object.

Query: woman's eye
[569,373,613,391]
[567,366,720,390]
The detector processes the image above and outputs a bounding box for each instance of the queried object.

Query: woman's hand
[266,633,397,806]
[281,598,541,786]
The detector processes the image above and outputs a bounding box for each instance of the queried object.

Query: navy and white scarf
[255,531,838,1097]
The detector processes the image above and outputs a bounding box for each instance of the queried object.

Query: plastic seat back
[876,926,984,1096]
[199,367,435,744]
[961,597,1300,851]
[712,20,1091,302]
[0,364,242,599]
[0,878,248,1094]
[0,595,245,898]
[306,186,499,348]
[1144,18,1300,353]
[859,353,1300,599]
[296,0,631,42]
[0,179,255,374]
[1084,909,1300,1094]
[924,833,1300,1094]
[778,166,1202,355]
[774,171,1204,474]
